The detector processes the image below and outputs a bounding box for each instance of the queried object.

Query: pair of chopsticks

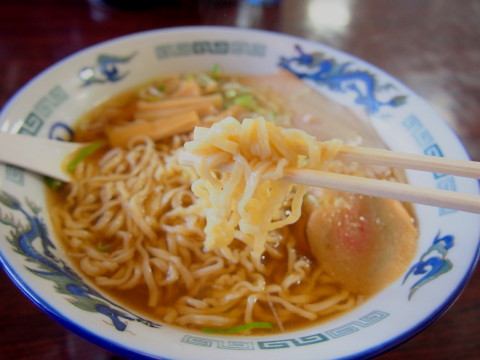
[178,144,480,214]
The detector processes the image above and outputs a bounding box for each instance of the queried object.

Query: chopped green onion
[211,63,221,79]
[44,176,64,189]
[234,94,258,110]
[67,141,106,173]
[225,89,237,99]
[201,322,273,334]
[196,73,217,92]
[97,242,112,252]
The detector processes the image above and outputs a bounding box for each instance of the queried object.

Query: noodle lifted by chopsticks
[185,116,342,263]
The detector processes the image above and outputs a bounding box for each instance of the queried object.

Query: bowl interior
[0,27,479,360]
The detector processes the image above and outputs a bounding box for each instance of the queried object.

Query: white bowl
[0,26,479,360]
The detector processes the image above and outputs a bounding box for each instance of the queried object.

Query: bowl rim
[1,25,480,360]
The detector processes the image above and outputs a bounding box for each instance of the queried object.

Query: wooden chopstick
[191,126,480,178]
[178,151,480,214]
[335,145,480,178]
[281,168,480,214]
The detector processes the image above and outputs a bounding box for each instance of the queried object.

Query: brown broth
[46,72,417,335]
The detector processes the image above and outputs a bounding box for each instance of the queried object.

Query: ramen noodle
[184,116,342,263]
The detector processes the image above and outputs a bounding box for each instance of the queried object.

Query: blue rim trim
[0,254,173,360]
[1,25,480,360]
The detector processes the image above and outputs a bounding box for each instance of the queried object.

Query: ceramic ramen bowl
[0,26,479,360]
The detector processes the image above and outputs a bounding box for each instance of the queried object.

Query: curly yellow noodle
[51,74,362,334]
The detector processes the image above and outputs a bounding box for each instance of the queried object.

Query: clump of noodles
[185,116,342,263]
[51,71,360,333]
[55,134,203,309]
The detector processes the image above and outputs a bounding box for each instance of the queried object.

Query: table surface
[1,0,479,359]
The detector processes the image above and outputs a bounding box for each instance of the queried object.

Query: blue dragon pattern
[403,232,454,300]
[0,190,159,332]
[279,45,406,114]
[78,52,136,86]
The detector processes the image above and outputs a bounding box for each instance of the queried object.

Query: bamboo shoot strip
[136,94,222,110]
[135,103,216,121]
[106,111,200,147]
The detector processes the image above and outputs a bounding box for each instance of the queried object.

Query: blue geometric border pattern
[402,114,457,216]
[155,40,267,59]
[181,310,389,351]
[279,44,406,114]
[325,310,389,338]
[0,190,160,332]
[18,85,68,136]
[181,336,256,350]
[257,333,329,349]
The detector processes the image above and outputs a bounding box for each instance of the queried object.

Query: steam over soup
[47,69,417,335]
